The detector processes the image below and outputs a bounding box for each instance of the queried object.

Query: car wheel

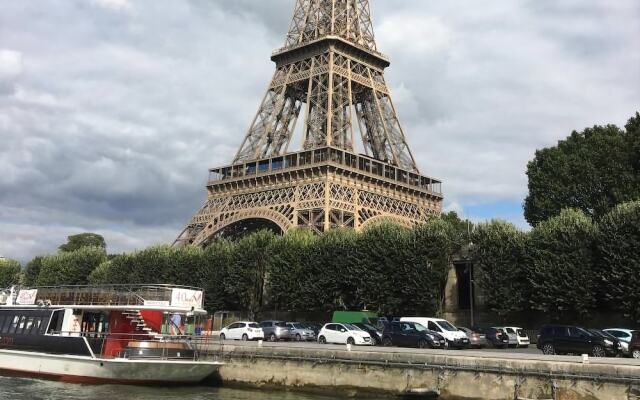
[219,333,226,341]
[269,333,277,342]
[318,336,326,344]
[418,339,428,349]
[382,337,393,347]
[542,343,555,355]
[347,337,355,345]
[632,349,640,359]
[296,334,302,342]
[592,345,606,358]
[242,334,248,341]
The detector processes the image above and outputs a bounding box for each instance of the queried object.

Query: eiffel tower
[175,0,443,246]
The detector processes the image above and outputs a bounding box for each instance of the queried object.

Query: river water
[0,376,399,400]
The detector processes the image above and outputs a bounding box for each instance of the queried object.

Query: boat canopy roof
[0,284,207,314]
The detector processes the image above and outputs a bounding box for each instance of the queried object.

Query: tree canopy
[59,233,106,252]
[524,112,640,226]
[0,258,22,288]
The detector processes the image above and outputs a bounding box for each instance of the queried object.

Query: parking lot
[212,337,640,365]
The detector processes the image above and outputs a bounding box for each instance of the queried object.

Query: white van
[400,317,469,349]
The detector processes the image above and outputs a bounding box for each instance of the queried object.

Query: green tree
[37,247,107,286]
[524,113,640,225]
[59,233,106,252]
[23,256,44,286]
[225,230,277,319]
[0,258,22,288]
[596,201,640,322]
[527,209,597,319]
[266,229,316,313]
[472,220,529,319]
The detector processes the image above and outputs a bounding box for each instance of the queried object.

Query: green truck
[332,311,379,326]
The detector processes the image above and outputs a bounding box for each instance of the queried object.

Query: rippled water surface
[0,376,398,400]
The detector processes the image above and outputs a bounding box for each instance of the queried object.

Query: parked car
[400,317,469,349]
[629,331,640,359]
[587,329,623,356]
[352,322,383,345]
[537,325,612,357]
[219,321,264,341]
[318,323,373,345]
[603,328,637,356]
[259,320,293,342]
[500,327,530,348]
[458,327,488,349]
[381,321,446,349]
[477,327,510,349]
[286,322,316,342]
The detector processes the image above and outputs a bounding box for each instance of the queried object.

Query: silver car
[286,322,316,341]
[260,320,293,342]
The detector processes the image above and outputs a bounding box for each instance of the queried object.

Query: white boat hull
[0,349,221,385]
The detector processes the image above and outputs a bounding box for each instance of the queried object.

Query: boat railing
[21,284,204,308]
[53,331,215,362]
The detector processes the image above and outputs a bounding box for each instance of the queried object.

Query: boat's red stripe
[0,367,198,386]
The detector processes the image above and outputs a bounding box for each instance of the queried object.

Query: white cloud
[0,49,23,80]
[92,0,131,12]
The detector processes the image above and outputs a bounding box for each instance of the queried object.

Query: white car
[400,317,469,349]
[317,323,373,345]
[501,326,530,348]
[604,328,637,355]
[220,321,264,341]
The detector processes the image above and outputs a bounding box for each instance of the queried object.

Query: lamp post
[469,262,474,328]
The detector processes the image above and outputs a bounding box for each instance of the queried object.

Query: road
[208,338,640,366]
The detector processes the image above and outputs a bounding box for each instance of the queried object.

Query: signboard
[16,289,38,305]
[144,300,170,307]
[171,288,203,309]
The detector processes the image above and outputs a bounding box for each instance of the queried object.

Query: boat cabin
[0,285,209,360]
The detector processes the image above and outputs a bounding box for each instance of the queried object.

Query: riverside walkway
[201,340,640,400]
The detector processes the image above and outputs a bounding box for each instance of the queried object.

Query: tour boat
[0,284,222,385]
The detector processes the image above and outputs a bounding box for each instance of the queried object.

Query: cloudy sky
[1,0,638,263]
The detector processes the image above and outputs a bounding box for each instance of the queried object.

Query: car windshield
[414,323,428,332]
[438,320,458,331]
[290,323,302,329]
[505,328,515,334]
[344,324,362,331]
[248,323,259,328]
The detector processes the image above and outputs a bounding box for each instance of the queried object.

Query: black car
[352,322,383,345]
[587,329,623,356]
[381,321,446,349]
[537,325,612,357]
[478,327,510,349]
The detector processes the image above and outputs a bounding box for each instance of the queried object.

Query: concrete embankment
[202,342,640,400]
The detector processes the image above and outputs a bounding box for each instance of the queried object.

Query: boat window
[17,316,27,334]
[9,316,21,334]
[1,314,13,333]
[24,317,34,334]
[29,317,42,334]
[47,310,64,334]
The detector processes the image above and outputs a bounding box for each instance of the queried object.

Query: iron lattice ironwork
[175,0,443,246]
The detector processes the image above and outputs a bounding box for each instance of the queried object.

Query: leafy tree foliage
[37,247,107,286]
[524,113,640,225]
[23,256,43,286]
[59,233,106,252]
[224,230,277,319]
[596,201,640,322]
[472,220,528,319]
[527,209,597,319]
[0,258,22,288]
